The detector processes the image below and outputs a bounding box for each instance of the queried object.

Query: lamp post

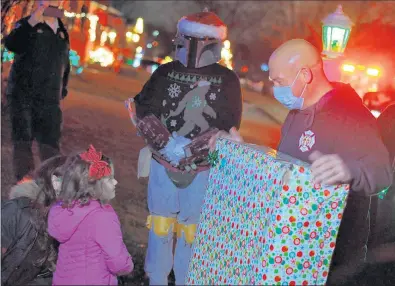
[322,5,353,82]
[322,5,353,59]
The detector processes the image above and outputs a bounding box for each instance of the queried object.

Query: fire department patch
[299,130,316,152]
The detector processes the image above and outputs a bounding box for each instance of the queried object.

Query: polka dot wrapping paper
[186,138,349,285]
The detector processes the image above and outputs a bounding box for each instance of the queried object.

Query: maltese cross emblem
[299,130,316,152]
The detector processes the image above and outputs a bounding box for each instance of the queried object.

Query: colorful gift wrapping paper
[186,138,349,286]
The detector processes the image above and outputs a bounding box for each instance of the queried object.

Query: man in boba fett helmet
[134,8,243,286]
[173,9,227,68]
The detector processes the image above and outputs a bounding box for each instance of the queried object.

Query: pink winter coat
[48,200,133,285]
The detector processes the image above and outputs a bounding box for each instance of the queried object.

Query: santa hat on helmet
[177,10,227,40]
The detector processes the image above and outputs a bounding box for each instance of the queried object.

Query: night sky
[111,0,395,70]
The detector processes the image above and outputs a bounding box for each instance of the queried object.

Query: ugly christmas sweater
[134,60,242,139]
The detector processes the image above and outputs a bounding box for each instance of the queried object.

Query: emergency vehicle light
[366,68,379,77]
[342,64,355,72]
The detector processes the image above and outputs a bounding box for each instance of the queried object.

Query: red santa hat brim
[177,17,227,40]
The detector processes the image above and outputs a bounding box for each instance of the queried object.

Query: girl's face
[101,176,118,201]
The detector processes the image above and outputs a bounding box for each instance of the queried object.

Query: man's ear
[301,67,313,84]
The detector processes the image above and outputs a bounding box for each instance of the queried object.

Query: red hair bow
[80,145,112,180]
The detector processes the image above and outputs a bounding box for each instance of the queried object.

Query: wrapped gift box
[186,138,349,286]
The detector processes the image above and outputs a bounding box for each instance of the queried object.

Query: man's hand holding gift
[309,151,352,186]
[209,127,244,152]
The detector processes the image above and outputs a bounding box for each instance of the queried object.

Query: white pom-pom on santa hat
[177,12,227,40]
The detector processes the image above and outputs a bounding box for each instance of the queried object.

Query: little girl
[48,145,133,285]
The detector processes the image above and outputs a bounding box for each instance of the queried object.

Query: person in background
[377,103,395,169]
[373,103,395,245]
[4,0,70,182]
[210,39,393,285]
[1,155,67,286]
[133,10,242,285]
[360,103,395,284]
[48,145,133,285]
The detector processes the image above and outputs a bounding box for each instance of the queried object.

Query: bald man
[210,39,393,284]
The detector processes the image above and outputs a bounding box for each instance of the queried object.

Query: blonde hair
[58,153,114,207]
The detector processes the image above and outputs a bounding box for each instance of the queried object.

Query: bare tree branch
[231,8,269,41]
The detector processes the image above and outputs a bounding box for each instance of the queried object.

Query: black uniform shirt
[5,16,70,104]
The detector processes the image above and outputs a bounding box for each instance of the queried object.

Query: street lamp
[322,5,353,59]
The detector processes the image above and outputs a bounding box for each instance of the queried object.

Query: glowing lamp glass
[322,26,350,55]
[321,6,353,58]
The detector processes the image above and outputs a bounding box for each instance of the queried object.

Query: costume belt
[153,154,210,189]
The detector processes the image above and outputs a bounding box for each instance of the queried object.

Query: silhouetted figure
[4,0,70,182]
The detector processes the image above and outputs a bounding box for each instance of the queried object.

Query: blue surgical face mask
[273,69,307,110]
